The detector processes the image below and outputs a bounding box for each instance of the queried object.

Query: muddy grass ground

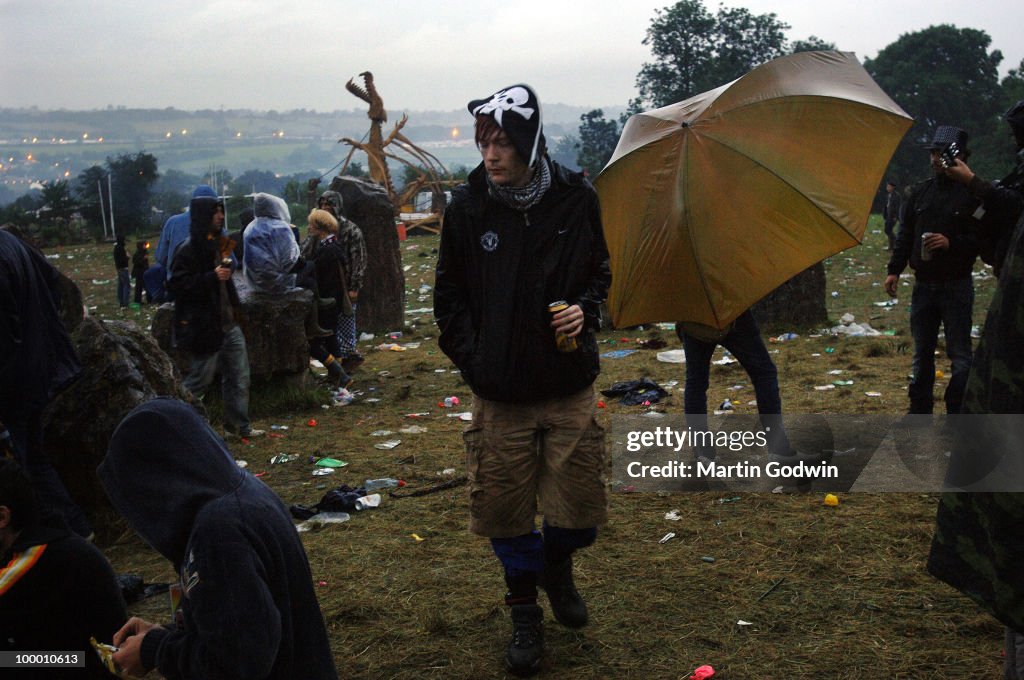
[55,217,1004,678]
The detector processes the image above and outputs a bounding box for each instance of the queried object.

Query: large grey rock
[752,263,827,332]
[43,317,196,513]
[151,273,311,386]
[329,175,406,332]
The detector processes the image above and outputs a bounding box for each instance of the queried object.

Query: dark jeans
[8,413,92,537]
[681,310,790,456]
[908,277,974,414]
[116,269,130,307]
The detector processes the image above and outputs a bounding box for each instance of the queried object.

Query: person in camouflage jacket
[929,101,1024,679]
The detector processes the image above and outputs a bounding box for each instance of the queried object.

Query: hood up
[98,398,245,565]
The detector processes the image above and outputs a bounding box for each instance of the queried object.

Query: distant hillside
[0,104,624,146]
[0,105,624,201]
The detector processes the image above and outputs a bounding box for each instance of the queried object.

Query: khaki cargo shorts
[463,386,608,538]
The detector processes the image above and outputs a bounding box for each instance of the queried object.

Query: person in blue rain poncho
[243,193,300,294]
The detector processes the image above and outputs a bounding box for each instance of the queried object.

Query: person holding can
[883,125,981,416]
[434,83,611,676]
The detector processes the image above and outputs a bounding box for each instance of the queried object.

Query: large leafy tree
[635,0,796,109]
[865,25,1004,183]
[107,152,160,233]
[576,109,621,177]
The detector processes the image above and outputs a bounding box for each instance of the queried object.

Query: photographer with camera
[942,101,1024,277]
[883,125,981,416]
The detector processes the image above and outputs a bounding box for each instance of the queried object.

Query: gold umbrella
[595,51,912,330]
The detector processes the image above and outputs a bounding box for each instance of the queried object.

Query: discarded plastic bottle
[364,478,402,492]
[354,493,382,511]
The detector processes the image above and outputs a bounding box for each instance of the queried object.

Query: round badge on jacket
[480,231,499,252]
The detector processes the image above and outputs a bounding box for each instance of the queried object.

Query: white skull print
[471,87,535,126]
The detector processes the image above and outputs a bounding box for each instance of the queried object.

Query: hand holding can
[548,300,579,352]
[921,232,934,261]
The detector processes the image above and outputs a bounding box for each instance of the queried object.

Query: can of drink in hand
[920,232,933,261]
[548,300,578,353]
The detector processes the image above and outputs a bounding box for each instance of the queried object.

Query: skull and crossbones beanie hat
[468,84,546,167]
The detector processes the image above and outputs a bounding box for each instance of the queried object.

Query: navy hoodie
[98,398,338,680]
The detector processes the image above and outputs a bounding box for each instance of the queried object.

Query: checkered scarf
[486,157,552,212]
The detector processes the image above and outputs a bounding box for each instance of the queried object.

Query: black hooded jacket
[0,230,81,421]
[168,197,240,354]
[98,399,338,680]
[434,160,611,403]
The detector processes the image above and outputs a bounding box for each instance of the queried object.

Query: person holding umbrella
[883,125,981,416]
[434,83,611,676]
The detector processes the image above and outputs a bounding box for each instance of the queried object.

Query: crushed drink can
[548,300,578,352]
[920,232,933,261]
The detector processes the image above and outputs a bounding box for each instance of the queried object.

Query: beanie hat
[468,84,546,167]
[192,184,218,200]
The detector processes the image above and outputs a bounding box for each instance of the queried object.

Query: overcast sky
[1,0,1021,113]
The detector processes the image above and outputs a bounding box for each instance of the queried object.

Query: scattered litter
[700,556,716,563]
[689,665,715,680]
[440,396,461,408]
[374,440,402,450]
[296,512,350,532]
[358,332,375,341]
[314,458,347,468]
[270,424,289,430]
[772,485,785,494]
[971,325,981,338]
[828,369,844,375]
[596,400,606,409]
[656,349,687,363]
[405,412,431,418]
[711,354,736,365]
[307,419,318,427]
[235,460,248,468]
[447,412,473,421]
[311,468,336,476]
[439,468,457,477]
[354,494,382,510]
[864,391,882,397]
[411,533,426,542]
[874,298,898,307]
[736,620,754,627]
[770,332,799,342]
[718,398,733,411]
[665,510,681,521]
[831,291,840,298]
[659,532,676,544]
[824,493,840,506]
[935,369,945,379]
[718,496,741,504]
[270,453,297,464]
[601,349,638,359]
[399,425,428,434]
[601,378,669,406]
[91,279,111,285]
[833,380,855,386]
[375,343,406,352]
[814,384,836,391]
[371,430,394,437]
[727,384,745,391]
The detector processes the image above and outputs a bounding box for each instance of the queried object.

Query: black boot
[541,556,588,628]
[304,304,333,339]
[504,572,543,676]
[505,600,544,676]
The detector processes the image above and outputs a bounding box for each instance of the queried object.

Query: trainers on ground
[506,603,544,676]
[541,557,588,628]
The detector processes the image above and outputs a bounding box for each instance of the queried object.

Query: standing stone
[43,317,196,514]
[329,175,406,332]
[752,263,827,332]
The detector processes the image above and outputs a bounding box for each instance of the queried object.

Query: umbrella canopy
[595,50,912,330]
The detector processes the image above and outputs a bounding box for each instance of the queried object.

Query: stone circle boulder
[43,316,197,515]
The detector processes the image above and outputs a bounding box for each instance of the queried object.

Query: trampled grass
[64,215,1005,678]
